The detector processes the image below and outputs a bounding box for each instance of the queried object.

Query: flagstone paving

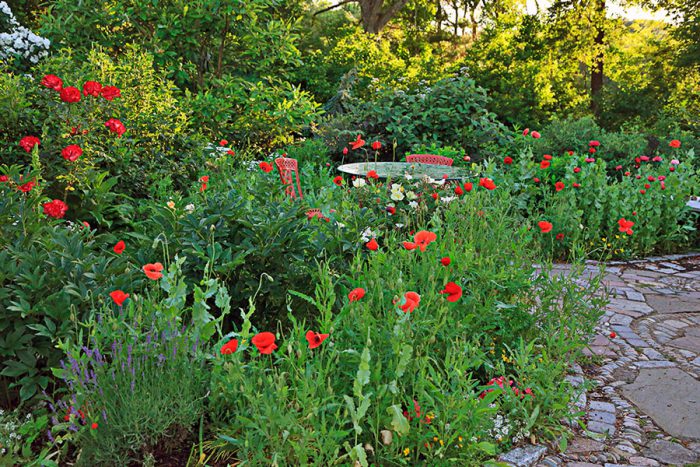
[507,253,700,467]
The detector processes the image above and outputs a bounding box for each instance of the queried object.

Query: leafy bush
[318,72,510,160]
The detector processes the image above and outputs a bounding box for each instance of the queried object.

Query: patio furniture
[406,154,454,166]
[275,157,303,199]
[337,161,473,181]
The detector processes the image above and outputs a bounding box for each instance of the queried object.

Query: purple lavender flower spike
[102,409,107,422]
[47,430,54,442]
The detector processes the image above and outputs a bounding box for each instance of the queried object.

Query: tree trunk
[470,9,477,41]
[359,0,410,33]
[591,0,605,115]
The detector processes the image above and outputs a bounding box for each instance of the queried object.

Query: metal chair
[406,154,454,167]
[274,157,303,199]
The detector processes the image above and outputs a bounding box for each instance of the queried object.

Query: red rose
[574,167,581,173]
[555,181,565,192]
[82,81,102,97]
[454,185,464,196]
[533,177,540,183]
[113,240,125,254]
[42,199,68,219]
[589,140,600,147]
[366,238,378,251]
[41,74,63,91]
[252,332,277,354]
[17,179,36,192]
[440,257,451,266]
[259,161,273,173]
[220,339,239,355]
[104,118,126,137]
[464,182,473,192]
[101,86,121,100]
[439,282,462,302]
[522,128,529,136]
[333,175,343,186]
[531,131,540,139]
[0,175,8,183]
[61,145,83,162]
[589,147,596,154]
[60,86,81,103]
[91,422,98,430]
[431,192,438,200]
[538,221,553,233]
[19,136,40,153]
[503,156,513,165]
[305,331,330,349]
[540,160,550,169]
[110,290,129,307]
[386,206,396,215]
[669,139,681,148]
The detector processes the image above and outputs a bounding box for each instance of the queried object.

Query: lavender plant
[48,305,208,466]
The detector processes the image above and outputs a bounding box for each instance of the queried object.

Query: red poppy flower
[348,287,366,302]
[143,262,164,280]
[440,282,462,302]
[227,150,235,156]
[350,135,365,150]
[543,154,552,161]
[589,147,596,154]
[464,182,473,192]
[540,160,550,169]
[644,183,651,189]
[199,175,210,184]
[538,221,553,233]
[113,240,125,254]
[82,81,102,96]
[333,175,343,186]
[101,86,121,100]
[533,177,540,183]
[366,170,379,179]
[589,140,600,147]
[342,147,349,155]
[61,145,82,162]
[306,331,329,349]
[531,131,540,139]
[400,291,420,313]
[403,230,437,252]
[219,139,228,146]
[503,156,513,165]
[386,206,396,215]
[220,339,239,355]
[640,189,646,194]
[91,422,98,430]
[555,181,565,192]
[479,178,496,190]
[669,166,675,172]
[110,290,129,307]
[19,136,40,153]
[556,233,564,240]
[618,218,634,235]
[669,139,681,148]
[574,167,581,173]
[440,257,451,266]
[105,118,126,137]
[454,185,463,196]
[43,199,68,219]
[615,165,622,171]
[0,175,8,183]
[259,161,273,173]
[371,141,382,150]
[522,128,529,136]
[366,238,378,251]
[431,192,438,200]
[60,86,81,103]
[252,332,277,354]
[573,183,581,188]
[41,74,63,91]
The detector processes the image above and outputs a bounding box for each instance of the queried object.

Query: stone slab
[643,439,699,465]
[621,368,700,440]
[499,444,548,466]
[646,295,700,314]
[668,336,700,354]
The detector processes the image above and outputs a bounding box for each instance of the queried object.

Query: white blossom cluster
[0,1,50,64]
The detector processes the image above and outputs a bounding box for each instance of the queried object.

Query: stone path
[503,253,700,467]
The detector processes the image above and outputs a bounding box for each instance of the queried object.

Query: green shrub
[318,72,510,160]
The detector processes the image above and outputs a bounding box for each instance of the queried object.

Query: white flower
[184,203,195,213]
[409,201,418,208]
[360,227,376,242]
[404,173,413,180]
[336,222,346,229]
[395,223,404,228]
[352,178,366,188]
[390,183,405,201]
[406,190,417,201]
[440,196,456,204]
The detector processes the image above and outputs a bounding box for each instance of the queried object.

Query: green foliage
[319,72,510,159]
